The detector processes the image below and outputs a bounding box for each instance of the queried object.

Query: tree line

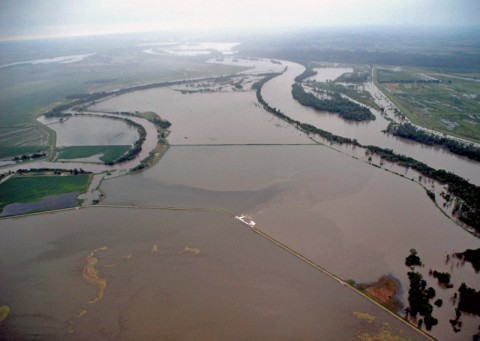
[291,83,376,121]
[365,145,480,233]
[254,73,480,234]
[387,122,480,162]
[294,66,317,82]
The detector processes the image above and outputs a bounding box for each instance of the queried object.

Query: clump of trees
[291,83,375,121]
[457,283,480,316]
[405,249,422,267]
[387,122,480,162]
[455,248,480,272]
[406,271,438,330]
[404,250,438,331]
[294,66,317,82]
[429,270,453,288]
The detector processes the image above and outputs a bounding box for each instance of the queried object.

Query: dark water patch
[0,192,79,217]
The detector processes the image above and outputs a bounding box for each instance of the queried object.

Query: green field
[374,67,480,143]
[376,68,424,83]
[56,145,131,163]
[0,145,48,158]
[0,174,90,211]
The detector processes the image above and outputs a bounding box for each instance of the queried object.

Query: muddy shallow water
[101,144,480,340]
[92,88,312,145]
[0,207,426,340]
[40,116,139,147]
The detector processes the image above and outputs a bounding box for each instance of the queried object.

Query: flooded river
[101,144,479,340]
[1,58,478,340]
[262,61,480,185]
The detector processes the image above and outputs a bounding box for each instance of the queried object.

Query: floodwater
[39,116,139,147]
[0,113,158,175]
[92,88,312,145]
[142,42,240,56]
[0,207,426,340]
[101,145,480,340]
[0,54,94,69]
[261,61,480,185]
[2,57,479,339]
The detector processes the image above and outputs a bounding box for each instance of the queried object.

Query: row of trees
[255,73,480,234]
[15,168,88,175]
[387,122,480,162]
[106,118,146,165]
[365,145,480,232]
[291,83,375,121]
[254,73,360,146]
[12,152,47,162]
[294,66,317,82]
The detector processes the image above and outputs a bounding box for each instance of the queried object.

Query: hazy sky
[1,0,479,40]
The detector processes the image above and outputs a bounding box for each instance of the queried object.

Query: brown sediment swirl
[83,247,107,304]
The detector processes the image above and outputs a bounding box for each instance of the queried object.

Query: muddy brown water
[262,61,480,185]
[0,207,427,340]
[91,88,312,146]
[101,144,479,340]
[1,58,479,339]
[39,116,139,147]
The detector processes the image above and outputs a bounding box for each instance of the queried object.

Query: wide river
[262,60,480,185]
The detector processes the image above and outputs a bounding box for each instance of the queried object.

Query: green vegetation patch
[377,68,424,83]
[375,67,480,142]
[57,145,130,163]
[0,174,90,211]
[0,145,48,158]
[138,111,159,121]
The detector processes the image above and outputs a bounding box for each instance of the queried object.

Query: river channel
[262,60,480,185]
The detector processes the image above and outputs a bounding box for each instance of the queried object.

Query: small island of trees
[291,83,376,121]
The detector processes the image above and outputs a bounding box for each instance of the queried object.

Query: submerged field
[1,36,479,340]
[0,207,428,340]
[0,40,248,157]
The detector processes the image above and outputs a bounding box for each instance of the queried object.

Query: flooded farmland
[39,116,139,147]
[0,207,427,340]
[1,57,479,340]
[101,144,479,340]
[92,87,311,145]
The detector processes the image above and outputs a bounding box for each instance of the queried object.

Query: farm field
[0,174,90,211]
[56,145,131,163]
[375,67,480,143]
